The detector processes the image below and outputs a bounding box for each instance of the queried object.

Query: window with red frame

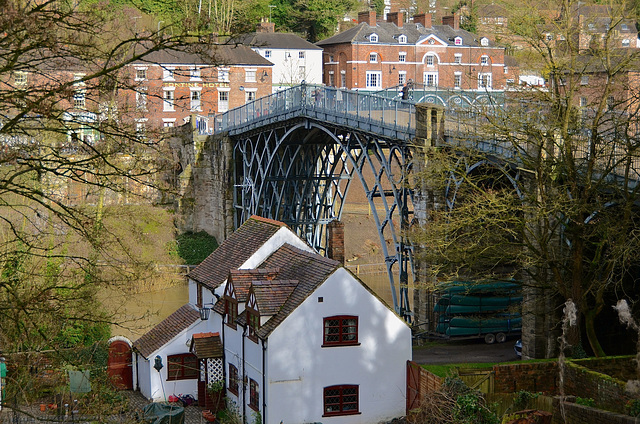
[323,316,358,346]
[249,379,259,411]
[323,385,359,416]
[225,298,238,327]
[167,354,198,381]
[229,364,239,395]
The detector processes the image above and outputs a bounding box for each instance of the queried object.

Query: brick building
[123,44,273,130]
[316,11,516,92]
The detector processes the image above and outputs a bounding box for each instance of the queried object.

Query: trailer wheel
[484,333,496,344]
[496,333,507,343]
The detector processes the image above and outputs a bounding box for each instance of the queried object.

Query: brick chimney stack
[387,11,403,27]
[413,13,432,28]
[358,11,377,26]
[257,20,275,33]
[327,221,345,265]
[442,13,460,29]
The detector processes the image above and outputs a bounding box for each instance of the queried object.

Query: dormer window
[369,33,378,42]
[398,34,407,43]
[480,37,489,47]
[225,297,238,327]
[621,23,628,31]
[454,36,463,46]
[247,289,259,342]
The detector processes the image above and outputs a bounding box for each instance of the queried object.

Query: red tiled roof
[257,244,339,338]
[188,216,287,289]
[252,280,299,316]
[133,304,200,359]
[229,269,280,301]
[190,332,223,358]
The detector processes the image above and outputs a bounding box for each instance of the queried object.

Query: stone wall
[493,362,558,394]
[551,398,638,424]
[563,361,634,414]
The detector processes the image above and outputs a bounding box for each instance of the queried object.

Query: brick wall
[551,398,638,424]
[563,361,633,414]
[493,362,558,394]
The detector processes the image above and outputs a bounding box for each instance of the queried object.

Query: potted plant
[207,379,225,412]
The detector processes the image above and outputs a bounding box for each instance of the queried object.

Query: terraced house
[317,11,518,92]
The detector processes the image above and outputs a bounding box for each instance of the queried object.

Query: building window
[218,90,229,112]
[246,90,256,103]
[454,54,462,64]
[340,71,346,88]
[622,23,629,31]
[163,89,175,111]
[246,69,257,83]
[622,39,630,47]
[264,50,271,58]
[135,119,146,137]
[225,297,238,327]
[163,67,175,81]
[398,34,407,44]
[454,73,461,89]
[580,97,588,107]
[480,37,489,46]
[478,73,492,89]
[365,71,381,89]
[191,67,201,80]
[545,33,553,41]
[329,72,335,87]
[218,68,230,82]
[14,71,28,86]
[229,364,239,395]
[248,309,259,340]
[323,315,358,346]
[135,68,147,81]
[163,119,176,127]
[399,52,406,62]
[426,54,435,66]
[480,55,489,66]
[73,90,86,109]
[167,354,198,381]
[323,385,359,416]
[369,33,378,42]
[607,96,615,109]
[504,66,508,74]
[580,75,589,85]
[398,71,406,85]
[369,52,378,63]
[298,65,306,78]
[423,72,438,87]
[190,90,201,111]
[299,51,305,59]
[249,379,259,411]
[454,36,462,45]
[136,88,147,110]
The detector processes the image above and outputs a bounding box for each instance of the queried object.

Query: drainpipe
[242,325,247,424]
[262,338,267,424]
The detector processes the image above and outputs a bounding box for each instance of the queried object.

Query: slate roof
[190,332,223,359]
[316,21,491,48]
[188,216,287,289]
[131,44,273,67]
[231,32,322,51]
[133,304,200,359]
[256,244,340,338]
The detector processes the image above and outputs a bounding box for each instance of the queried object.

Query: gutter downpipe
[262,338,267,424]
[242,325,247,424]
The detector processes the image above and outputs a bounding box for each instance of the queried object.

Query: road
[412,337,520,364]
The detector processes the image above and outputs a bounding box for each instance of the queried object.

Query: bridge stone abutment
[170,120,235,245]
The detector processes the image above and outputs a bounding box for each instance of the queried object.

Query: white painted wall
[240,227,312,269]
[253,47,323,92]
[264,268,411,424]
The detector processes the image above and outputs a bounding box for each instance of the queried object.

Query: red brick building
[316,11,516,92]
[123,45,273,130]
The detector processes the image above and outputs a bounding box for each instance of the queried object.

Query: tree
[412,0,640,358]
[0,0,203,364]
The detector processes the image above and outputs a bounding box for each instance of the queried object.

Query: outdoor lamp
[154,355,163,372]
[199,303,215,320]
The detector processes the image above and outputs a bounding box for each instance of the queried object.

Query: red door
[107,340,133,390]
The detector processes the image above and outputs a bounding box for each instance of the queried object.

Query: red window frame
[225,298,238,328]
[249,379,259,411]
[323,385,359,416]
[247,310,259,342]
[166,353,198,381]
[228,364,239,395]
[323,315,358,346]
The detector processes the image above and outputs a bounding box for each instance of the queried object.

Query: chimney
[358,11,377,26]
[327,221,345,265]
[257,20,275,33]
[413,13,432,28]
[387,11,403,27]
[442,13,460,29]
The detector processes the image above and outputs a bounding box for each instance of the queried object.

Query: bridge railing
[213,84,416,140]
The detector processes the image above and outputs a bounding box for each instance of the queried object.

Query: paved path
[413,337,520,365]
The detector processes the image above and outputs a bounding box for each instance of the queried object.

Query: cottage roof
[256,244,339,338]
[188,216,287,289]
[131,44,273,67]
[252,280,299,316]
[190,332,223,359]
[316,21,493,48]
[231,32,322,51]
[133,304,200,359]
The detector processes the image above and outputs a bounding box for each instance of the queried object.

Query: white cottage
[132,216,312,403]
[214,243,412,424]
